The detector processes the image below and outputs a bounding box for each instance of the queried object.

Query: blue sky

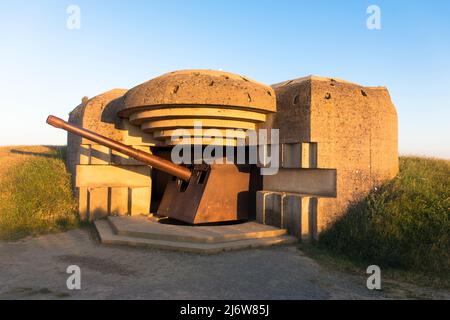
[0,0,449,158]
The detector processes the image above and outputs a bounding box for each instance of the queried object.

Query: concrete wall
[257,75,398,237]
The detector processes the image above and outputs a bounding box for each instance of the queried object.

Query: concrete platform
[94,216,297,254]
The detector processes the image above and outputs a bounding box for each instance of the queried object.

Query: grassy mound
[319,157,450,278]
[0,146,79,240]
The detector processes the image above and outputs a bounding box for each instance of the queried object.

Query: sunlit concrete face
[258,75,399,236]
[65,71,398,241]
[118,69,276,147]
[67,89,156,222]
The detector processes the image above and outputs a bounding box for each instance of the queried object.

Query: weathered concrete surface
[92,216,296,254]
[259,75,399,231]
[67,90,157,222]
[257,191,317,240]
[108,216,288,243]
[1,229,447,300]
[95,219,296,254]
[282,194,314,240]
[263,168,336,197]
[119,69,276,146]
[121,69,276,115]
[281,142,317,168]
[67,89,158,188]
[75,165,152,187]
[67,90,159,186]
[68,89,157,145]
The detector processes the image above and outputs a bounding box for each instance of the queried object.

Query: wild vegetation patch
[319,157,450,279]
[0,146,79,240]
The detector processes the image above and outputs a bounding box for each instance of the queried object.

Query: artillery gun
[47,115,250,224]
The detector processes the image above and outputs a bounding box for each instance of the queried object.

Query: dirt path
[1,228,448,300]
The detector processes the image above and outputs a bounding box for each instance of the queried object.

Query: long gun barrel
[47,115,192,182]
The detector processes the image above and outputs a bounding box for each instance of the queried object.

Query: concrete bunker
[60,70,398,250]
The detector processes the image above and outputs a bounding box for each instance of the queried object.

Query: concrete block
[88,187,109,221]
[110,187,129,216]
[263,168,336,197]
[281,194,307,239]
[257,191,318,241]
[256,191,282,228]
[78,187,89,221]
[76,165,151,188]
[265,192,282,227]
[309,197,318,241]
[281,194,318,241]
[131,187,151,216]
[256,191,265,224]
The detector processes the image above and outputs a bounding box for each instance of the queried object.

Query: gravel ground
[0,227,448,300]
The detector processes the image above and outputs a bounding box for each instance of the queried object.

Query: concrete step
[107,215,288,244]
[95,220,297,254]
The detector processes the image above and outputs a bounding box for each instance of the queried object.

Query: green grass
[0,146,79,240]
[318,156,450,282]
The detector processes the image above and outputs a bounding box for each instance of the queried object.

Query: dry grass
[0,146,55,176]
[0,146,79,240]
